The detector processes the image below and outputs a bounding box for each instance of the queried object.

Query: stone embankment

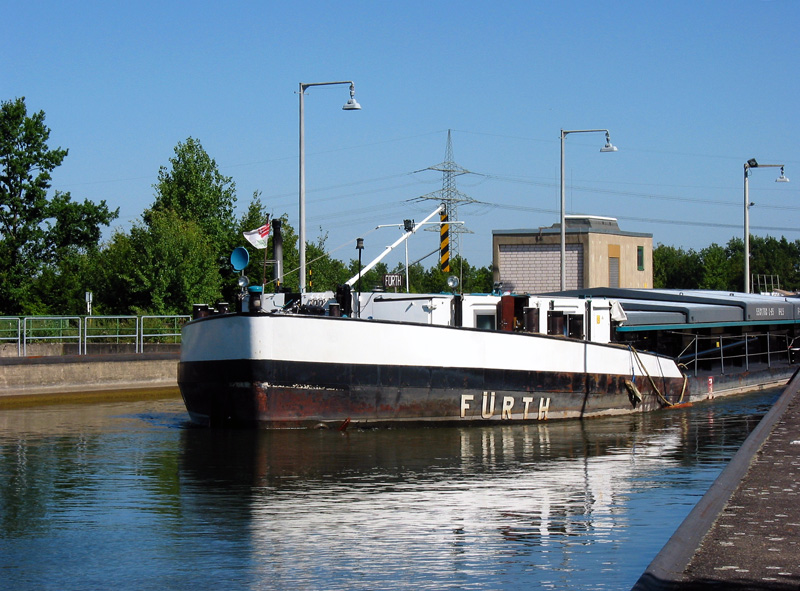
[0,352,179,405]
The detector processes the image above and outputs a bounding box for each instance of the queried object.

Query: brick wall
[498,244,584,293]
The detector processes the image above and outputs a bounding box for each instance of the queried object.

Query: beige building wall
[586,233,652,288]
[493,218,653,292]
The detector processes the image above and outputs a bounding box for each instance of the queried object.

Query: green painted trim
[616,319,800,332]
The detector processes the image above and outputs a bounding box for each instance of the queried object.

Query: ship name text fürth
[461,392,551,420]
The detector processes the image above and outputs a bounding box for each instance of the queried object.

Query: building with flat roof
[492,215,653,293]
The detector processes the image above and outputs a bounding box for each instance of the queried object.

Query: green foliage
[410,256,494,294]
[232,192,302,293]
[653,244,702,289]
[347,258,389,293]
[150,137,236,251]
[0,97,117,314]
[11,100,800,315]
[30,250,99,315]
[306,237,349,292]
[748,235,800,291]
[654,236,800,292]
[340,255,494,294]
[698,243,729,290]
[96,210,221,315]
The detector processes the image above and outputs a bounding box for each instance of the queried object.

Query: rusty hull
[178,358,690,429]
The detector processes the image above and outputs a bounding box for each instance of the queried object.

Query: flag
[243,222,270,249]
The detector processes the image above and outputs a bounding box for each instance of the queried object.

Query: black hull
[179,358,691,429]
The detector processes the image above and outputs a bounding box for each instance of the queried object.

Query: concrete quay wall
[633,368,800,590]
[0,353,179,404]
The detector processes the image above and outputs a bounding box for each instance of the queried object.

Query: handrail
[140,315,190,352]
[23,316,81,357]
[675,331,788,376]
[1,315,188,358]
[0,317,22,356]
[84,315,139,354]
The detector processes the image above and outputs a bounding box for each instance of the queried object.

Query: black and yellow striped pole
[440,209,450,272]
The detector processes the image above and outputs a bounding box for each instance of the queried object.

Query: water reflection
[0,390,779,591]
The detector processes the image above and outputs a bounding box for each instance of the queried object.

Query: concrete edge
[0,352,180,366]
[631,367,800,591]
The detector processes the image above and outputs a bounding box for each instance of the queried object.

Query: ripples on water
[0,389,781,590]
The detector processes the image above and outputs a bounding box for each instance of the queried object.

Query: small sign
[384,273,403,288]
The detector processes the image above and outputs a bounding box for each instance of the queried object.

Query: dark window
[637,246,644,271]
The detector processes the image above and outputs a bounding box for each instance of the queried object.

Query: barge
[178,284,798,429]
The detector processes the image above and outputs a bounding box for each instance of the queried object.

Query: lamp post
[299,80,361,292]
[559,129,618,291]
[356,237,364,318]
[743,158,789,294]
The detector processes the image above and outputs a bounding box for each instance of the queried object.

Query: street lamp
[356,237,364,318]
[743,159,789,294]
[559,129,618,291]
[298,80,361,292]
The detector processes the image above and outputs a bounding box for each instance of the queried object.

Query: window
[476,314,496,330]
[637,246,645,271]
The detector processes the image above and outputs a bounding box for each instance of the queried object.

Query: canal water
[0,388,781,591]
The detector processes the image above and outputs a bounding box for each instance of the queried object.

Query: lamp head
[600,131,618,152]
[776,166,790,183]
[747,158,759,168]
[342,83,361,110]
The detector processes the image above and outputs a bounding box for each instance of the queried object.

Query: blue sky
[6,1,798,269]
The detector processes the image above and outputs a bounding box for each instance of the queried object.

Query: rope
[628,345,679,408]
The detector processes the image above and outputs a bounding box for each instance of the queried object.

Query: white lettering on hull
[461,392,551,420]
[481,391,496,419]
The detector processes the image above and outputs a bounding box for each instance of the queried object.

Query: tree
[96,209,221,315]
[306,237,349,292]
[347,259,388,293]
[653,244,702,289]
[699,243,729,290]
[150,137,237,258]
[0,97,118,314]
[748,235,800,292]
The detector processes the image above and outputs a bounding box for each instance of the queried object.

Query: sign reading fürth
[383,273,403,288]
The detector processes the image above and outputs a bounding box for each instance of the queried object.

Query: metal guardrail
[140,315,189,352]
[23,316,81,357]
[0,317,22,356]
[677,331,791,376]
[0,315,189,357]
[84,315,139,354]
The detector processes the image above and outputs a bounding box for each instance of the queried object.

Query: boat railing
[678,331,792,377]
[0,315,189,358]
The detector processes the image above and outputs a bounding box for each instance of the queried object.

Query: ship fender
[624,379,642,408]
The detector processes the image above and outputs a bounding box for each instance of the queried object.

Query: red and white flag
[243,222,270,249]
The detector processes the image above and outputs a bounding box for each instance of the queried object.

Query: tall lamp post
[559,129,618,291]
[743,158,789,294]
[299,80,361,292]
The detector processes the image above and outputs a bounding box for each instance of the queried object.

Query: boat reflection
[176,401,765,589]
[0,392,776,591]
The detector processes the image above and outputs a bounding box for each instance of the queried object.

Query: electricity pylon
[414,129,477,271]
